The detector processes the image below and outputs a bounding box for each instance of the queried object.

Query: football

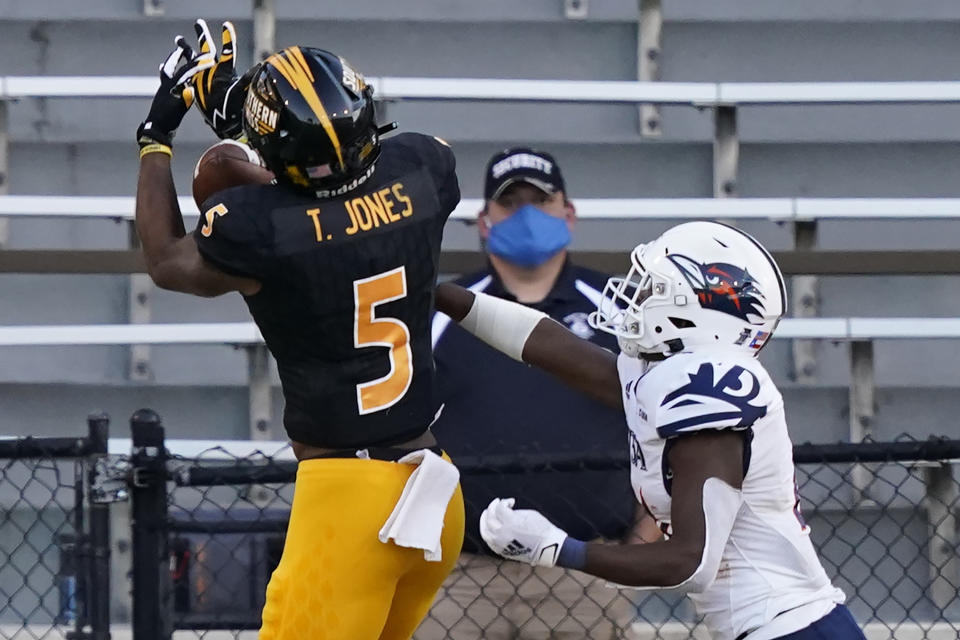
[192,139,274,209]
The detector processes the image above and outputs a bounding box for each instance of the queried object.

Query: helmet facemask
[589,244,689,358]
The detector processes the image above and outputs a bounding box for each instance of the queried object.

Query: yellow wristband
[139,143,173,160]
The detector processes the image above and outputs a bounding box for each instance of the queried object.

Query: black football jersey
[193,133,460,448]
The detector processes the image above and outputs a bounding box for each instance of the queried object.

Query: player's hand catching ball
[189,19,259,140]
[136,36,212,150]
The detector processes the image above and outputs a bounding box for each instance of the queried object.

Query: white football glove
[479,498,569,568]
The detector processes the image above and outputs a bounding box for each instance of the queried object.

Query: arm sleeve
[193,194,267,280]
[653,358,769,439]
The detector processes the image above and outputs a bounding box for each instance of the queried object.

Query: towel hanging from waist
[377,448,460,562]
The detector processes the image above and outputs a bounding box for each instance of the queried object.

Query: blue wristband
[556,537,587,570]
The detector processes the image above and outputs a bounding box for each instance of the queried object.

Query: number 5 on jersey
[353,267,414,415]
[200,203,228,237]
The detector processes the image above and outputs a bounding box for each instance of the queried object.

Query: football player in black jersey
[135,21,464,640]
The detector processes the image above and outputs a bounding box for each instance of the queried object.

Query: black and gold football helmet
[243,47,391,197]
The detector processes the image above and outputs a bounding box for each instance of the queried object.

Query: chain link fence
[5,412,960,639]
[0,415,110,640]
[126,416,960,640]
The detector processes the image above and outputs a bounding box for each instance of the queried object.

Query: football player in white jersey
[434,221,866,640]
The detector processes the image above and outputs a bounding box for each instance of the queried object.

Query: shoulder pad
[650,353,768,439]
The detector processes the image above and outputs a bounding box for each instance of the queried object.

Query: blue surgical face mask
[486,204,571,268]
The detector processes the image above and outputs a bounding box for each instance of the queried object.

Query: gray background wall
[0,1,956,442]
[0,2,959,631]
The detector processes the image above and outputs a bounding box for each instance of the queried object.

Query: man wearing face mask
[421,149,654,639]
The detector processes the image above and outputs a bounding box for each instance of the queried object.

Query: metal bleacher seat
[4,193,960,221]
[1,317,958,346]
[0,75,958,444]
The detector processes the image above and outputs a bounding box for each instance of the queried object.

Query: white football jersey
[618,348,845,640]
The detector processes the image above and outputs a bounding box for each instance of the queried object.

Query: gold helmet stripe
[266,52,300,90]
[286,47,344,170]
[264,47,345,170]
[287,46,315,82]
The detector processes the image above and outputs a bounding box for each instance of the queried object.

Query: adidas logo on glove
[502,539,533,557]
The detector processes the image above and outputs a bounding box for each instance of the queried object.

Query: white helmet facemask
[589,243,684,357]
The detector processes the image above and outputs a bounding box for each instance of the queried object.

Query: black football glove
[189,19,257,140]
[136,36,213,149]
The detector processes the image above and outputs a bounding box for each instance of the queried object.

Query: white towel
[378,448,460,562]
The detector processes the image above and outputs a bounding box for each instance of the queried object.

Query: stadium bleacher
[0,2,959,639]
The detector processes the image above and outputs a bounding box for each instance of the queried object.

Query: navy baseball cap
[484,148,566,200]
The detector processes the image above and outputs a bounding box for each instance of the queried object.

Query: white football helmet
[589,221,786,358]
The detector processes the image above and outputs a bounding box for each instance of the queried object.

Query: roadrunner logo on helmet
[668,257,767,323]
[243,46,395,198]
[588,221,787,358]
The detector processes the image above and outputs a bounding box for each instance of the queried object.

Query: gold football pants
[259,455,465,640]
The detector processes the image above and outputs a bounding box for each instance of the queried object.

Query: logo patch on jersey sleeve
[657,362,767,438]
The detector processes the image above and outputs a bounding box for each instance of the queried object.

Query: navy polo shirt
[431,260,635,554]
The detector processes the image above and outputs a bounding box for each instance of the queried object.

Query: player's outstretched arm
[135,35,259,298]
[435,282,622,410]
[480,429,746,588]
[136,155,259,297]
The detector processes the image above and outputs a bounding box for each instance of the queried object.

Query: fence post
[130,409,170,640]
[253,0,276,62]
[924,462,959,610]
[637,0,663,137]
[713,106,738,198]
[247,345,275,506]
[86,413,111,640]
[247,344,273,442]
[72,444,88,632]
[0,100,9,247]
[849,340,875,504]
[790,220,818,383]
[127,223,154,382]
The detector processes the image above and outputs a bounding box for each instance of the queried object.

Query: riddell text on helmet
[314,163,377,199]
